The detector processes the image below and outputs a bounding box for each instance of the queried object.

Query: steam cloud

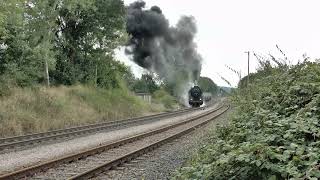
[125,1,202,104]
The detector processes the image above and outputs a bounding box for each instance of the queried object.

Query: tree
[198,76,218,95]
[133,74,159,93]
[25,0,60,86]
[53,0,126,87]
[0,4,7,40]
[0,0,44,86]
[0,0,129,89]
[0,0,59,86]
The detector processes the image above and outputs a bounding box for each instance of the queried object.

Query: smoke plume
[125,1,202,104]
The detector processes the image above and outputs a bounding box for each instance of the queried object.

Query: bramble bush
[174,60,320,179]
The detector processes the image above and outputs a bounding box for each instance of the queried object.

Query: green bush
[0,76,12,97]
[174,61,320,179]
[153,89,177,109]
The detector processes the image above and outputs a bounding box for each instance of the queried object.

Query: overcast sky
[117,0,320,87]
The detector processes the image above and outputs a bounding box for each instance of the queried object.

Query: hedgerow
[174,60,320,179]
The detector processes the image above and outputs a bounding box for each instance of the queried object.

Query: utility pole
[244,51,250,87]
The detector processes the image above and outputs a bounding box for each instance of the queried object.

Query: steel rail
[0,105,225,180]
[0,107,203,151]
[70,105,229,180]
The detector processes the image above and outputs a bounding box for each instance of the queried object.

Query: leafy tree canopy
[0,0,128,88]
[198,76,218,95]
[133,74,160,94]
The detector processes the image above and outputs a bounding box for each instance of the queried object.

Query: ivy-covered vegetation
[174,59,320,179]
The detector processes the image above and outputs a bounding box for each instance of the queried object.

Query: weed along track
[0,107,202,153]
[0,105,229,180]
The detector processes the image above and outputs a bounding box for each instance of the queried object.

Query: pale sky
[117,0,320,87]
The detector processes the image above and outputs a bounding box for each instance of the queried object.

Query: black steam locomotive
[188,85,203,107]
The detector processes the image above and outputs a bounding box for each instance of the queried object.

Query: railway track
[0,107,203,152]
[0,104,229,180]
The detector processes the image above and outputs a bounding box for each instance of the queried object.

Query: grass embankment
[174,61,320,179]
[0,85,164,137]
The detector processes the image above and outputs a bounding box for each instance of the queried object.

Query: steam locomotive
[188,85,203,107]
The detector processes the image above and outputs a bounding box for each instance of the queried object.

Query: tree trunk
[95,64,98,87]
[45,57,50,87]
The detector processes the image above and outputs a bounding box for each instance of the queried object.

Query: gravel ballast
[98,107,231,180]
[30,107,226,179]
[0,103,220,175]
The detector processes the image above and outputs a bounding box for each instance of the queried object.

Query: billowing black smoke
[126,1,202,104]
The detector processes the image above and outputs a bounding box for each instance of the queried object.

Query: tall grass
[152,89,178,109]
[0,85,160,137]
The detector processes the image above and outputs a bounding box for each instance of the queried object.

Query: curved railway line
[0,104,229,180]
[0,107,204,153]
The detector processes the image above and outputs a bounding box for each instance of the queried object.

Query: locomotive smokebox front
[188,86,203,107]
